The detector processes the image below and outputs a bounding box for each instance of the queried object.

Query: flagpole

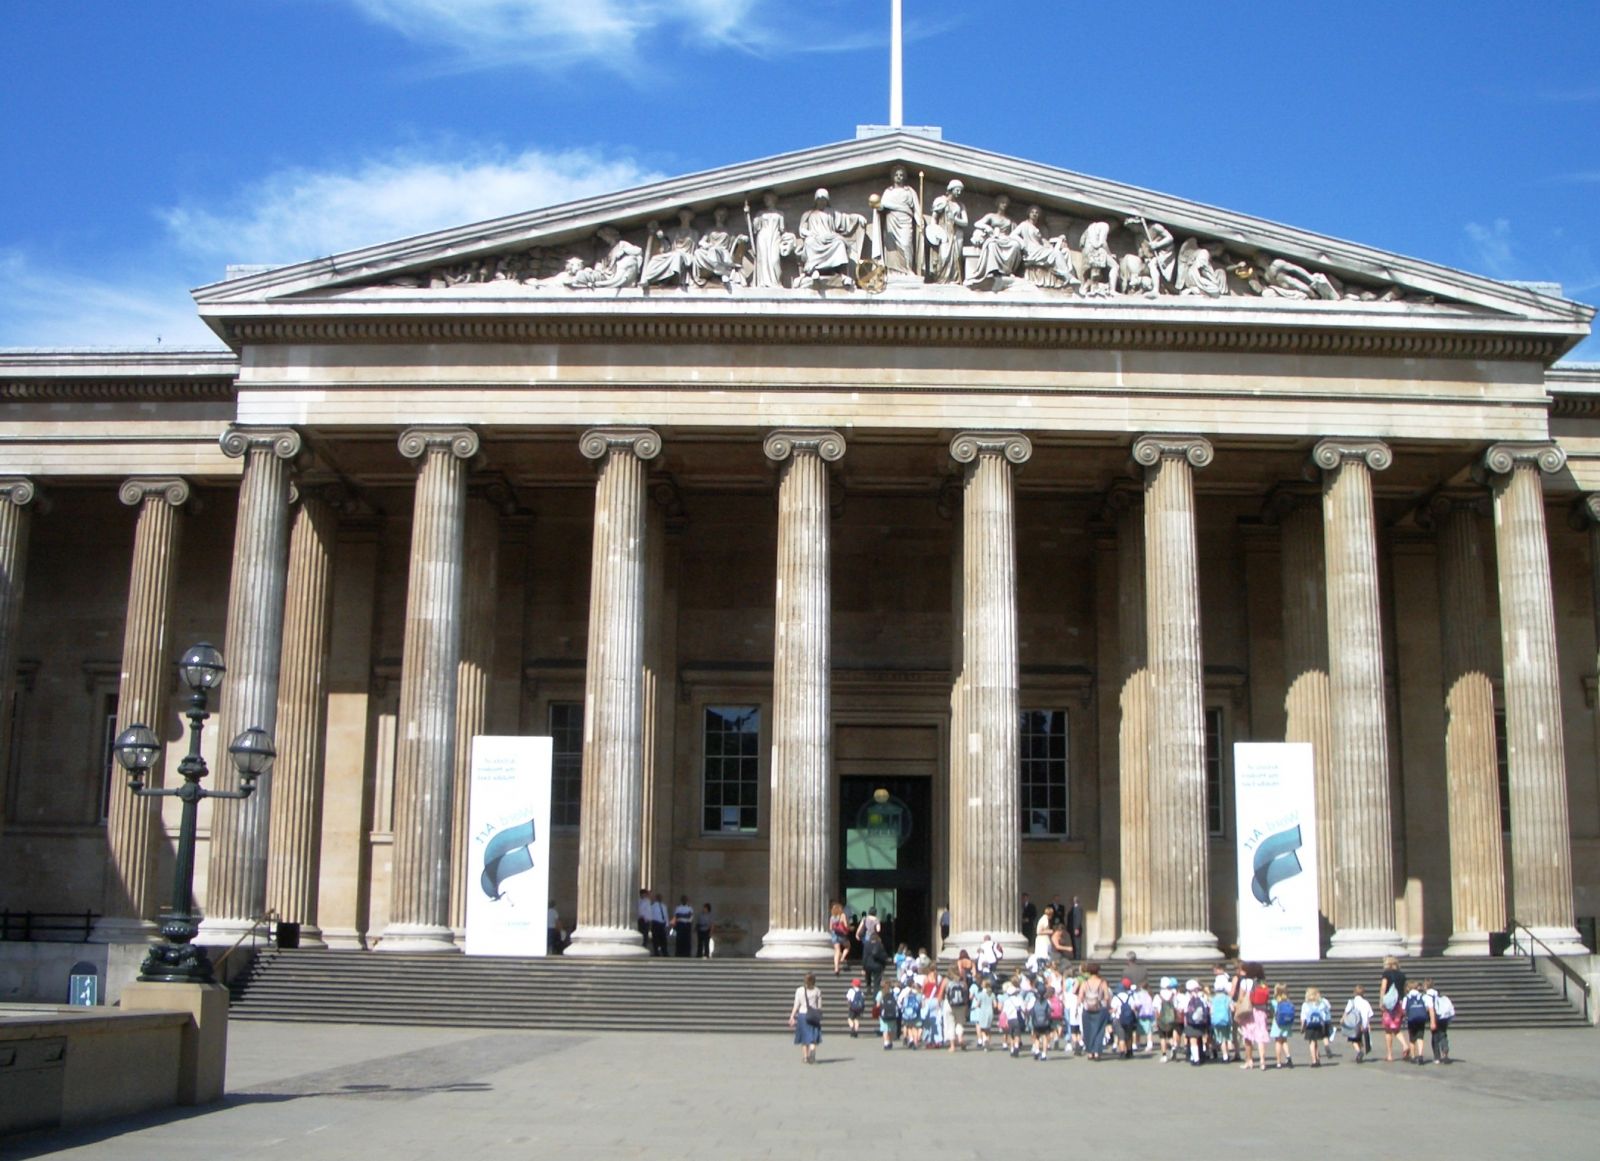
[890,0,903,129]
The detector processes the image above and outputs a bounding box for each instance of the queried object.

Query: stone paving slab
[3,1020,1596,1160]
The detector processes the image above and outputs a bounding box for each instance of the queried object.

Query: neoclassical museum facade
[3,135,1598,985]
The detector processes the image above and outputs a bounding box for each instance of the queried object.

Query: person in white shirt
[1341,985,1374,1062]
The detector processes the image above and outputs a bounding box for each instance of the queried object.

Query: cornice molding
[0,379,236,402]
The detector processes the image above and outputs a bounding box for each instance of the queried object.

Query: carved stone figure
[749,191,791,289]
[692,207,747,288]
[567,226,642,290]
[641,209,700,289]
[876,165,923,276]
[1120,217,1176,298]
[1175,237,1229,297]
[966,195,1024,290]
[796,189,867,287]
[926,180,969,284]
[1250,257,1341,300]
[1014,205,1077,289]
[1077,221,1120,296]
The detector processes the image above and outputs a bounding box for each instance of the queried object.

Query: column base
[194,916,262,948]
[320,927,368,950]
[564,925,650,958]
[755,928,833,961]
[1442,931,1494,957]
[90,916,159,944]
[1138,929,1222,961]
[1515,925,1591,957]
[942,930,1028,965]
[376,923,461,953]
[1327,927,1407,958]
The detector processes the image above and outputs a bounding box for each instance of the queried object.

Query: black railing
[0,910,98,942]
[1507,919,1592,1023]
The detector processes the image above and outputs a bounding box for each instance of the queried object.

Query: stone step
[227,950,1592,1032]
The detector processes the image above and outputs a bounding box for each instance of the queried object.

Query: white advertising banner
[1233,742,1320,961]
[463,735,553,957]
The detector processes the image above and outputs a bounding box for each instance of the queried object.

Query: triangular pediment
[193,133,1592,351]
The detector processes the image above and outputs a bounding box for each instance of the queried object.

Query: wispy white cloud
[0,249,220,349]
[1464,218,1516,279]
[160,147,664,267]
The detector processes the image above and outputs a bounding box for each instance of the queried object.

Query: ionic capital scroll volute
[398,426,481,464]
[1131,434,1213,473]
[579,427,661,463]
[1415,487,1488,532]
[949,431,1032,466]
[1482,441,1567,478]
[1310,438,1391,476]
[220,425,303,462]
[118,477,192,509]
[764,428,846,464]
[0,477,39,507]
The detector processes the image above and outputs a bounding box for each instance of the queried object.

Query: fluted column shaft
[568,428,660,957]
[758,430,844,959]
[265,492,337,947]
[382,427,479,951]
[1486,443,1585,951]
[1274,490,1336,929]
[945,432,1029,956]
[1315,439,1405,957]
[1134,436,1219,958]
[1429,494,1506,953]
[98,478,189,939]
[449,498,498,936]
[201,428,299,943]
[0,479,36,849]
[1109,487,1152,951]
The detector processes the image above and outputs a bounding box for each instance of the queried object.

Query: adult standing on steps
[696,901,714,958]
[672,895,694,957]
[789,971,824,1064]
[1066,896,1085,961]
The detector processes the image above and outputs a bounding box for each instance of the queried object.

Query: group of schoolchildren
[837,945,1456,1069]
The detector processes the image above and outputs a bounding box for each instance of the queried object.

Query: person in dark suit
[1020,893,1037,941]
[1066,895,1085,961]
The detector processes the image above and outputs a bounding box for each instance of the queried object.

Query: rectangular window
[1019,709,1068,837]
[1494,706,1510,834]
[549,701,584,829]
[1205,707,1226,836]
[702,705,759,834]
[99,693,119,824]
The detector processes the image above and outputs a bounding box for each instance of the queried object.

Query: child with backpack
[845,977,865,1039]
[1046,985,1066,1055]
[945,969,969,1052]
[1182,979,1211,1065]
[1424,978,1454,1064]
[1000,981,1026,1057]
[877,980,899,1050]
[1300,986,1332,1066]
[1209,982,1234,1063]
[899,980,924,1050]
[1063,977,1083,1057]
[1402,982,1433,1064]
[1341,985,1373,1063]
[970,976,996,1052]
[1112,979,1139,1059]
[1155,977,1182,1061]
[1270,982,1296,1068]
[1027,984,1053,1061]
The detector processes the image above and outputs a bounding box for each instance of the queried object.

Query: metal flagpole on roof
[890,0,903,128]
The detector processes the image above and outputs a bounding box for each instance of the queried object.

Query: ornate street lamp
[112,642,275,984]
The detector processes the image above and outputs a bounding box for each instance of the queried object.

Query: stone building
[2,135,1598,987]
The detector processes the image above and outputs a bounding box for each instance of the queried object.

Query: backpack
[1304,1005,1327,1031]
[1117,992,1138,1031]
[1048,994,1064,1022]
[1157,995,1178,1032]
[1434,993,1455,1021]
[1382,984,1400,1011]
[1404,992,1429,1023]
[1341,1004,1362,1035]
[1030,995,1052,1032]
[946,980,968,1007]
[846,987,865,1016]
[901,991,921,1020]
[1251,983,1270,1007]
[1187,994,1211,1027]
[1082,982,1105,1013]
[1274,998,1296,1028]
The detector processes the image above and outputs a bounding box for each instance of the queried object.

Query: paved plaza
[4,1018,1597,1160]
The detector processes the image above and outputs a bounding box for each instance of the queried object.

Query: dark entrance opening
[840,774,932,954]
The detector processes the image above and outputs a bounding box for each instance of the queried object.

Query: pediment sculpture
[381,164,1429,306]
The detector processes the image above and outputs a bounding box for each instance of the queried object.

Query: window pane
[703,705,760,834]
[1205,708,1225,836]
[549,701,584,828]
[1018,708,1069,837]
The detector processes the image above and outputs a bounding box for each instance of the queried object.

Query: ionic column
[1485,443,1586,952]
[97,478,190,942]
[758,430,844,960]
[0,478,36,847]
[449,496,498,938]
[567,427,660,957]
[1314,438,1406,957]
[1133,435,1220,959]
[1268,487,1336,930]
[381,427,480,952]
[201,428,300,944]
[944,432,1030,958]
[1104,484,1152,954]
[265,489,337,948]
[1424,492,1506,954]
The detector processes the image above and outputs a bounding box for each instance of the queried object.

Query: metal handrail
[1507,919,1592,1023]
[213,909,281,975]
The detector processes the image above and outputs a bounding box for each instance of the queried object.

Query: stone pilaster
[1422,493,1507,954]
[381,427,480,952]
[1314,438,1406,957]
[1484,443,1585,953]
[97,478,190,942]
[200,428,300,945]
[1104,484,1152,954]
[758,430,844,960]
[1132,435,1220,959]
[448,497,498,938]
[567,427,660,957]
[944,432,1030,958]
[265,490,337,948]
[1268,486,1336,931]
[0,478,37,852]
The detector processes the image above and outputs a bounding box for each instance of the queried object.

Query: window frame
[1018,707,1070,839]
[699,703,762,836]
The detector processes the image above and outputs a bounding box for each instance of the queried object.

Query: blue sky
[2,0,1597,357]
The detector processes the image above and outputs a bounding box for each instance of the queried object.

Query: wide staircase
[227,950,1591,1032]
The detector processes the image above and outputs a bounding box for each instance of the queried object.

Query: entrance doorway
[840,775,932,954]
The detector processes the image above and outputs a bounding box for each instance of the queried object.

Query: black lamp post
[112,641,275,984]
